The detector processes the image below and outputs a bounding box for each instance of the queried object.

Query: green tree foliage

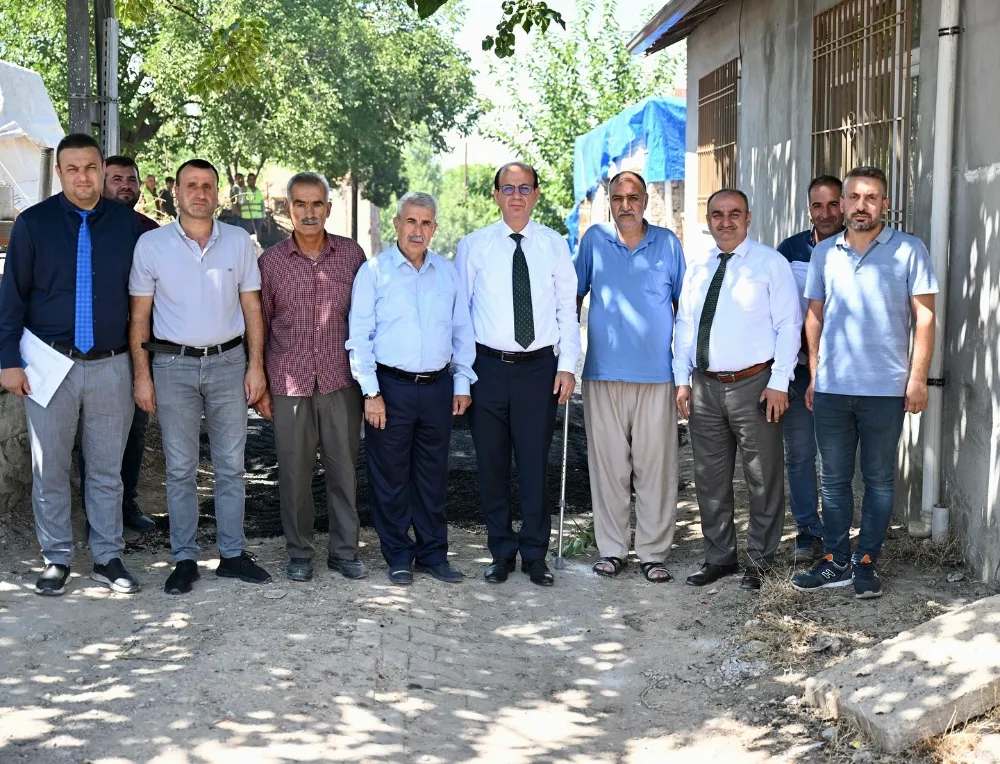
[484,0,684,233]
[0,0,477,208]
[378,134,497,258]
[405,0,565,57]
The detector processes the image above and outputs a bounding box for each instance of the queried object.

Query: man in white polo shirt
[129,158,271,595]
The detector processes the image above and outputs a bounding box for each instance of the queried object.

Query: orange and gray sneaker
[791,553,852,591]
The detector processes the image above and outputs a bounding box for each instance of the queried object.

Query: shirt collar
[500,219,534,240]
[59,192,105,220]
[834,225,894,253]
[602,220,655,252]
[392,243,434,272]
[173,218,220,249]
[287,232,333,259]
[711,236,752,259]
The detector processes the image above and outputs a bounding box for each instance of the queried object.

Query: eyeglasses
[500,184,535,196]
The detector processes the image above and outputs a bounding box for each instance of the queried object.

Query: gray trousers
[689,369,785,567]
[153,344,248,561]
[272,386,363,561]
[24,353,133,566]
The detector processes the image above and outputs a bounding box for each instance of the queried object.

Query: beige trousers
[583,380,679,563]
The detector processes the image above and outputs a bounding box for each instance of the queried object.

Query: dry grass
[879,532,965,575]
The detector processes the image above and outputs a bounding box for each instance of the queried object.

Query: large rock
[0,391,32,549]
[805,594,1000,753]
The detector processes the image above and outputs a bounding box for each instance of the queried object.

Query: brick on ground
[804,594,1000,753]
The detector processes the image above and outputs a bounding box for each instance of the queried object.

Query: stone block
[805,594,1000,753]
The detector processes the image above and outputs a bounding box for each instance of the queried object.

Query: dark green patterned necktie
[696,252,735,370]
[510,232,535,348]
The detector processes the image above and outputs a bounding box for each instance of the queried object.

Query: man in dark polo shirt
[776,175,844,563]
[77,155,160,535]
[0,133,144,597]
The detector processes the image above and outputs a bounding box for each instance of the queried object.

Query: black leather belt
[50,342,129,361]
[142,336,244,357]
[376,363,448,384]
[476,343,554,363]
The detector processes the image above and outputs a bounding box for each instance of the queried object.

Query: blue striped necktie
[74,210,94,353]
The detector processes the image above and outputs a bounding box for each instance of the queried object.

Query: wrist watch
[364,392,382,400]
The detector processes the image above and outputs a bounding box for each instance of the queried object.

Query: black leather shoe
[484,558,516,583]
[740,567,763,590]
[123,504,156,533]
[165,560,200,595]
[415,562,463,583]
[522,558,554,587]
[388,567,413,586]
[286,558,313,582]
[685,562,740,587]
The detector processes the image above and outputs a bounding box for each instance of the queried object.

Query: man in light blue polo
[793,166,937,599]
[574,171,685,583]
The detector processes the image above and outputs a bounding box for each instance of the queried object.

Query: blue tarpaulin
[566,96,686,251]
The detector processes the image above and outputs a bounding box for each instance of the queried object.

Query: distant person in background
[229,173,246,222]
[141,174,159,217]
[775,175,844,564]
[74,155,161,535]
[158,176,177,219]
[244,173,265,238]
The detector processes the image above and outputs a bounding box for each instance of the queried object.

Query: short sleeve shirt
[805,227,938,397]
[573,223,686,383]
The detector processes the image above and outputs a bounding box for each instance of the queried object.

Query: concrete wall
[680,0,1000,582]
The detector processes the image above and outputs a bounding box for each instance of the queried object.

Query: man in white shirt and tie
[347,192,477,586]
[455,162,581,587]
[674,189,802,591]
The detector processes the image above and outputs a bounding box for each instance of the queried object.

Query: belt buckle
[718,372,737,383]
[414,373,429,381]
[202,346,212,357]
[499,351,514,364]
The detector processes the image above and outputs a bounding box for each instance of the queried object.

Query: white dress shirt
[672,237,802,392]
[346,246,477,397]
[455,219,581,374]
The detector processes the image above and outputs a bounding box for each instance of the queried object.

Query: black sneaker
[217,551,272,584]
[35,564,71,596]
[793,533,824,563]
[123,504,156,534]
[91,558,141,594]
[853,555,883,599]
[165,560,200,595]
[791,554,852,591]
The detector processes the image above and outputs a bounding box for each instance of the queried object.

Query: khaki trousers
[583,380,679,562]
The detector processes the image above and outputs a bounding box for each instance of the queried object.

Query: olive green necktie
[510,233,535,349]
[696,252,735,371]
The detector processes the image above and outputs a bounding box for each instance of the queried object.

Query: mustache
[407,236,425,243]
[300,217,321,225]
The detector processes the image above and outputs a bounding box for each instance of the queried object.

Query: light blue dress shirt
[574,222,686,383]
[346,245,477,397]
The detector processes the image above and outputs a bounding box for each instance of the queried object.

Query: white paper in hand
[19,330,74,408]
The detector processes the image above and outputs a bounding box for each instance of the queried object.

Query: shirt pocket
[431,290,453,324]
[642,270,671,303]
[729,276,770,312]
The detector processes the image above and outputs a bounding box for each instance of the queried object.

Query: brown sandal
[593,557,626,577]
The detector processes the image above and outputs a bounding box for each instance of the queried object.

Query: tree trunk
[351,175,359,242]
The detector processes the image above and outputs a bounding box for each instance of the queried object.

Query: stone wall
[0,390,33,552]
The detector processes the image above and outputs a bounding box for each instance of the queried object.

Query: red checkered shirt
[259,233,367,397]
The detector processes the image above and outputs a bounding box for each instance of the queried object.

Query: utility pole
[463,141,468,204]
[94,0,120,156]
[66,0,93,135]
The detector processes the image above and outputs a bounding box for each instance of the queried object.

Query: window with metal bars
[697,58,739,222]
[812,0,915,230]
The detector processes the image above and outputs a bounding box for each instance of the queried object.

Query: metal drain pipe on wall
[912,0,962,544]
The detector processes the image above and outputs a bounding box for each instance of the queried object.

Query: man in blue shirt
[573,171,686,582]
[347,192,477,586]
[0,133,144,597]
[776,175,844,563]
[793,166,938,599]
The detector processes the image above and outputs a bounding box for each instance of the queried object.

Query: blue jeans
[152,344,249,561]
[812,392,905,565]
[783,365,822,536]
